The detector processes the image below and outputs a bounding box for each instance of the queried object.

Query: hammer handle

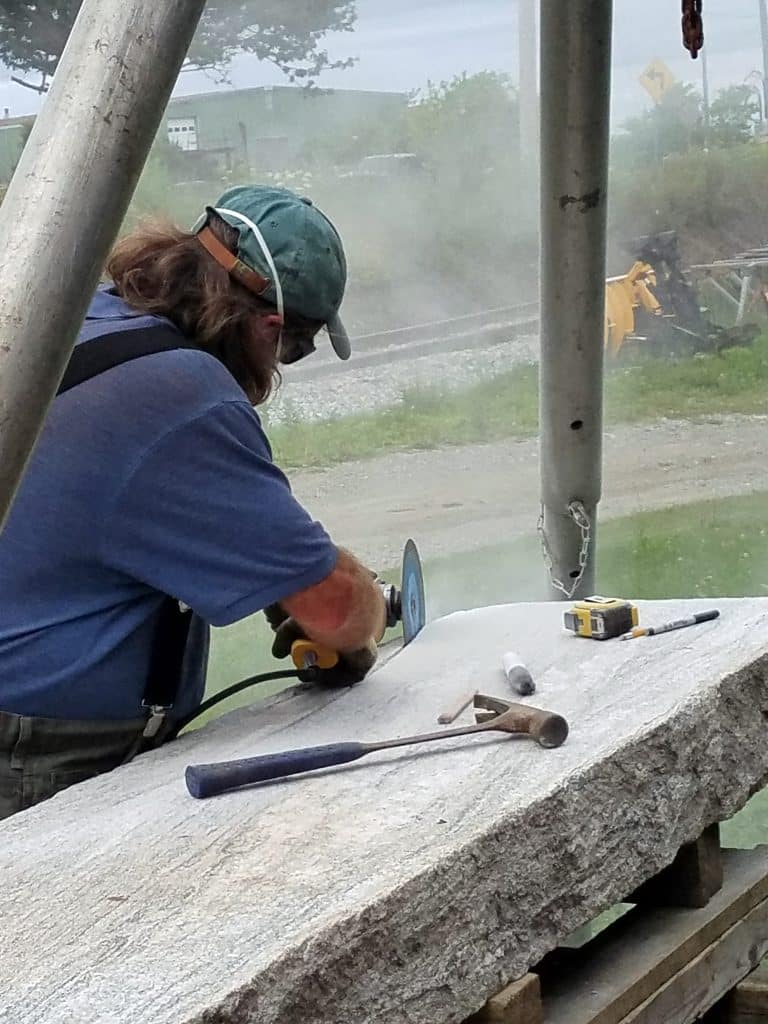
[185,741,367,798]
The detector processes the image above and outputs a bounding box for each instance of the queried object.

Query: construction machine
[604,230,760,357]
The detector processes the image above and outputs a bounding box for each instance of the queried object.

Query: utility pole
[518,0,538,166]
[760,0,768,127]
[538,0,613,600]
[701,45,711,147]
[0,0,207,529]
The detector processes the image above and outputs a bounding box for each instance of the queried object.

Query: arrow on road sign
[639,59,677,104]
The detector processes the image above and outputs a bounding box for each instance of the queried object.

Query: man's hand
[282,548,387,650]
[269,614,376,687]
[262,547,386,685]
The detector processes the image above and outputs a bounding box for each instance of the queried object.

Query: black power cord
[169,668,305,739]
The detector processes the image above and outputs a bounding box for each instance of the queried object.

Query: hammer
[185,694,568,799]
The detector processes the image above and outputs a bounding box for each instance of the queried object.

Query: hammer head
[474,693,569,749]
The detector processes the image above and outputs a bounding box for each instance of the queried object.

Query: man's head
[194,186,350,364]
[107,185,351,405]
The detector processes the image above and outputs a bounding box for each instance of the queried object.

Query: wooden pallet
[466,833,768,1024]
[707,959,768,1022]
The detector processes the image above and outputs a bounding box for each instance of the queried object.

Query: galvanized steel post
[760,0,768,127]
[538,0,613,600]
[0,0,207,529]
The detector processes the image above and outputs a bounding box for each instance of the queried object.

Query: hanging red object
[682,0,704,59]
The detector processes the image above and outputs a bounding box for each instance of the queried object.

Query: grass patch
[605,338,768,423]
[269,366,540,468]
[268,337,768,469]
[423,491,768,617]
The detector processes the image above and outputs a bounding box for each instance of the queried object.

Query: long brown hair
[107,214,279,404]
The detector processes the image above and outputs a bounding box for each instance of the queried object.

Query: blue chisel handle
[185,741,367,799]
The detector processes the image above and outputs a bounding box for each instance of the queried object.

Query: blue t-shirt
[0,290,337,721]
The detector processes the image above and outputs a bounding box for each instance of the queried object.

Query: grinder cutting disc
[401,538,426,645]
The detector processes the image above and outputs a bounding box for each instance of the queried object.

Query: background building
[165,85,407,173]
[0,87,407,186]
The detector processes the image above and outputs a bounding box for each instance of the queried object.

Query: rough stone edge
[182,654,768,1024]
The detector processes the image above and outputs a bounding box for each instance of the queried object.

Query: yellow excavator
[605,260,663,356]
[604,231,758,356]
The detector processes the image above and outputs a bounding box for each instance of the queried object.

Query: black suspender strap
[59,324,198,733]
[57,325,195,396]
[142,597,194,738]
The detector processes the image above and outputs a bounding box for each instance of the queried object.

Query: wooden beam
[466,974,543,1024]
[618,896,768,1024]
[542,848,768,1024]
[714,959,768,1023]
[631,825,723,909]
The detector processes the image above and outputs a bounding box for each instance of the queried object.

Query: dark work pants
[0,710,157,821]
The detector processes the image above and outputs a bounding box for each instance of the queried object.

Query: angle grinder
[171,539,428,737]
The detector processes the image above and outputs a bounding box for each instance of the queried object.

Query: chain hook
[537,499,593,600]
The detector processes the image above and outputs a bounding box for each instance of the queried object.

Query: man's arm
[281,547,386,653]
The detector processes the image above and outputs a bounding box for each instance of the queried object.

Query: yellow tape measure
[564,596,638,640]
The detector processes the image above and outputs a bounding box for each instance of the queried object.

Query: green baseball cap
[196,185,350,360]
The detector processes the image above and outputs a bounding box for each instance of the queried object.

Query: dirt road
[291,414,768,568]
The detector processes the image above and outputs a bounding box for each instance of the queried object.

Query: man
[0,185,386,820]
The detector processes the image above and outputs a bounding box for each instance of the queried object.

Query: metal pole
[518,0,538,165]
[704,276,740,311]
[701,45,710,148]
[736,271,754,325]
[760,0,768,126]
[538,0,613,600]
[0,0,207,529]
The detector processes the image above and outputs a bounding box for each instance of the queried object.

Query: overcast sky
[1,0,765,126]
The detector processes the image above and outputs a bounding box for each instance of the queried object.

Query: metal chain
[537,499,593,600]
[681,0,704,59]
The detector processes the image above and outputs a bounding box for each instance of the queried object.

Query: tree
[613,82,703,166]
[403,73,530,288]
[0,1,356,94]
[301,71,521,179]
[708,85,762,146]
[405,72,520,187]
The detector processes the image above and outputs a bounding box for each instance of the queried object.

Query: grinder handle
[185,741,367,798]
[290,639,339,670]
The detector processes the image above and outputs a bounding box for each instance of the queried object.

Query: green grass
[269,366,541,468]
[267,336,768,470]
[421,491,768,615]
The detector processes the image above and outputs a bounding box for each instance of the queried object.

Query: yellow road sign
[639,59,676,104]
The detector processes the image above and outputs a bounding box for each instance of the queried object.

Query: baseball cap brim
[327,312,351,360]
